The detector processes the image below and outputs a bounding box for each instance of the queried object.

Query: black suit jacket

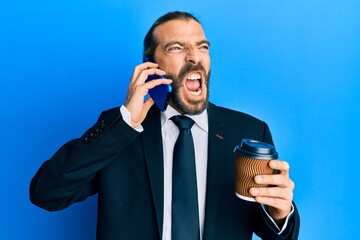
[30,103,300,239]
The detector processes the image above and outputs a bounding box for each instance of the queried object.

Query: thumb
[144,97,155,112]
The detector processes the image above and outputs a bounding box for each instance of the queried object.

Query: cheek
[156,57,177,73]
[204,56,211,71]
[165,61,184,76]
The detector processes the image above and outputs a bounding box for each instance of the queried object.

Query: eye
[199,44,209,52]
[167,45,183,53]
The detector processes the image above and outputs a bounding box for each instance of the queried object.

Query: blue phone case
[143,58,172,112]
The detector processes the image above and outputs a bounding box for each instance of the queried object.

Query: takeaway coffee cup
[234,139,278,202]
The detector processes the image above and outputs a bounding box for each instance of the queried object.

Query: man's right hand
[125,61,172,128]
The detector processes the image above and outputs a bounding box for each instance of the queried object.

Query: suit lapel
[141,106,164,238]
[203,104,229,239]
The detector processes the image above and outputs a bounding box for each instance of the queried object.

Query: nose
[185,46,200,65]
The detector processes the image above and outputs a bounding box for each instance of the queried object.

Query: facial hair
[166,63,210,115]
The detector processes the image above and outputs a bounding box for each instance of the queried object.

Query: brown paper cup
[235,156,273,201]
[234,139,278,202]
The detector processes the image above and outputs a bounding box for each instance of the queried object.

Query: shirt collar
[160,105,209,133]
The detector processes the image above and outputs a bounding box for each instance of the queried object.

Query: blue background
[1,0,359,239]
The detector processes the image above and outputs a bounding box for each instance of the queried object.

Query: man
[30,11,300,239]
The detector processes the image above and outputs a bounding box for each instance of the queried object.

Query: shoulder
[208,102,273,144]
[208,102,265,126]
[99,107,121,117]
[92,107,122,126]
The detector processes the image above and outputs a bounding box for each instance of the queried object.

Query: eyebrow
[196,40,211,47]
[164,40,211,49]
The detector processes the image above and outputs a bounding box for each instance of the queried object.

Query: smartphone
[143,57,172,112]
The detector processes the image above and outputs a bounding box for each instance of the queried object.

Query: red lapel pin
[216,134,224,140]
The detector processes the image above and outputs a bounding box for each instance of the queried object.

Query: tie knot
[171,115,195,130]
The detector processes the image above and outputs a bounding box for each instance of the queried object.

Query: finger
[125,78,172,108]
[250,186,292,201]
[254,174,295,189]
[143,78,172,90]
[269,160,290,174]
[133,62,159,76]
[137,68,167,83]
[131,62,161,84]
[144,97,155,111]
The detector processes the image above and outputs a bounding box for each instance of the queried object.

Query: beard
[166,63,211,115]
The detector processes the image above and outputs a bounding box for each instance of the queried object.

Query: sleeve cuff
[261,204,294,235]
[120,105,144,133]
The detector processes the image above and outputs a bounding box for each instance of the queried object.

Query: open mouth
[185,72,202,96]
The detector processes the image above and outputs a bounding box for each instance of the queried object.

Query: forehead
[153,19,207,44]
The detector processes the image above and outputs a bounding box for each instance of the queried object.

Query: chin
[171,93,209,115]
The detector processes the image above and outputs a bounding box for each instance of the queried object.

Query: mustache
[178,62,207,80]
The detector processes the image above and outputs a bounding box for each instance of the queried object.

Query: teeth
[189,89,202,96]
[187,73,201,80]
[186,73,202,96]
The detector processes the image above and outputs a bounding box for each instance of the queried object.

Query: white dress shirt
[119,105,293,239]
[160,106,208,240]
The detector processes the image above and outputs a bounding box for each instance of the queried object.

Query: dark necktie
[171,115,200,240]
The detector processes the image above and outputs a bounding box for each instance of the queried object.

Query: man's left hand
[249,160,294,225]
